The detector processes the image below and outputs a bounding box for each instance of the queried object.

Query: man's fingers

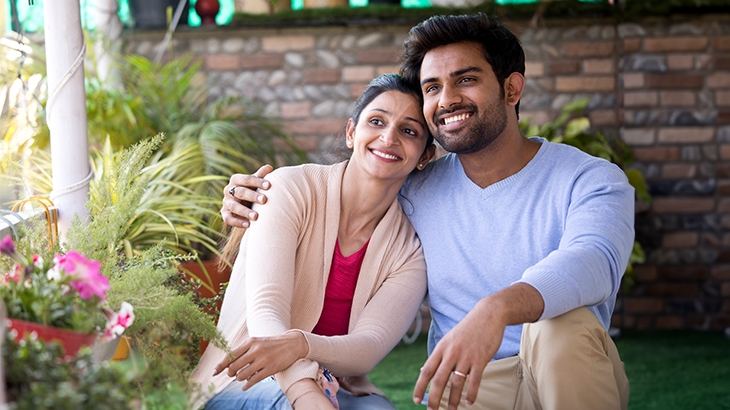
[254,164,274,180]
[447,371,467,410]
[465,368,482,406]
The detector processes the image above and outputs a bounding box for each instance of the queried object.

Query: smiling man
[220,13,634,410]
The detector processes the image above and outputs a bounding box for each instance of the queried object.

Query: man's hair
[400,13,526,116]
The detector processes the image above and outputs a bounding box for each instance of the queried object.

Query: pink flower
[0,236,15,255]
[54,251,108,301]
[101,302,135,342]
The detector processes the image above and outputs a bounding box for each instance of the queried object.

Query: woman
[191,74,435,410]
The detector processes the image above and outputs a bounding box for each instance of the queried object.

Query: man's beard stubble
[433,98,508,156]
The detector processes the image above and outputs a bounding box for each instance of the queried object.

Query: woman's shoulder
[267,162,346,186]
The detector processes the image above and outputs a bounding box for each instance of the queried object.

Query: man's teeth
[372,150,399,160]
[443,113,471,125]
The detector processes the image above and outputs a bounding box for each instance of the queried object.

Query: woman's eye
[369,118,384,126]
[402,128,417,137]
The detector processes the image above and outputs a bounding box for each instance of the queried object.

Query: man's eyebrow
[420,66,484,86]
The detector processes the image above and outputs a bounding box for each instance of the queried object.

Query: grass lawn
[369,330,730,409]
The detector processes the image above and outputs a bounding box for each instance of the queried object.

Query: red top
[312,239,370,337]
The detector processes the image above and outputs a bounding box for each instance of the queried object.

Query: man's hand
[213,331,309,389]
[222,164,274,228]
[413,283,544,410]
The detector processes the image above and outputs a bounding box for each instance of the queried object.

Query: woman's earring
[418,163,424,170]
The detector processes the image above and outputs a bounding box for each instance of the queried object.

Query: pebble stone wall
[125,12,730,332]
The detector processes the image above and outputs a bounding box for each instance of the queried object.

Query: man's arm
[413,283,543,410]
[222,164,274,228]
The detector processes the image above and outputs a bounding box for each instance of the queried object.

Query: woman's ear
[504,72,525,106]
[417,144,437,170]
[345,118,356,149]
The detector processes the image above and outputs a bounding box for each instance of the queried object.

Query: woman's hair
[219,74,433,267]
[400,13,525,118]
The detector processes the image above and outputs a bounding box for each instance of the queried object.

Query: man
[221,13,632,410]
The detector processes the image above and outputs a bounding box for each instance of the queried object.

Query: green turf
[369,331,730,409]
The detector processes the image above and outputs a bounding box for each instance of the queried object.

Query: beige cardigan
[191,162,427,408]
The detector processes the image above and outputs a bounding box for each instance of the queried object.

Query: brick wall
[124,12,730,331]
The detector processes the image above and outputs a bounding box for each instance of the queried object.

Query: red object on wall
[7,318,97,359]
[195,0,220,25]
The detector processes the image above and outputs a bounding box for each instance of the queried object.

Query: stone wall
[124,12,730,331]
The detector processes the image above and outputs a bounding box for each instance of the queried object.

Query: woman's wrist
[284,329,310,359]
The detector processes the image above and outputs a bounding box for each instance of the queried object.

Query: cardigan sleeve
[300,227,427,377]
[243,170,320,395]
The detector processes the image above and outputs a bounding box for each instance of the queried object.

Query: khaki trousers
[439,307,629,410]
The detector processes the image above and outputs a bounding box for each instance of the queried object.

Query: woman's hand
[289,379,338,410]
[222,164,274,228]
[213,331,309,389]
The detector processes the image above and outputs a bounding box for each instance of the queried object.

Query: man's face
[419,42,508,155]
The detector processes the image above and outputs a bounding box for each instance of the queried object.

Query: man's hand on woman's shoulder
[222,164,274,228]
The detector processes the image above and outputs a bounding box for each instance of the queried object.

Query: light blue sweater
[400,137,635,360]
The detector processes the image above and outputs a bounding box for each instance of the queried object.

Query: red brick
[720,110,730,124]
[305,68,340,84]
[622,128,655,145]
[293,135,320,152]
[562,42,615,57]
[713,36,730,51]
[633,265,657,282]
[356,49,401,65]
[281,102,311,119]
[555,76,615,92]
[652,198,715,214]
[525,62,545,78]
[708,73,730,88]
[720,164,730,178]
[635,316,654,330]
[625,298,664,314]
[647,74,704,89]
[721,145,730,160]
[262,35,315,52]
[589,109,617,126]
[719,198,730,213]
[644,37,709,52]
[715,56,730,70]
[667,54,694,70]
[623,38,641,52]
[205,54,240,71]
[704,232,721,246]
[645,283,699,297]
[376,65,399,76]
[343,66,376,83]
[658,127,714,143]
[633,146,680,162]
[623,72,644,89]
[722,282,730,297]
[583,59,614,75]
[659,266,708,280]
[655,316,684,330]
[241,54,284,70]
[350,83,368,99]
[548,61,580,75]
[717,91,730,106]
[661,91,696,107]
[662,231,699,248]
[284,118,345,135]
[714,315,730,329]
[719,180,730,195]
[661,163,696,179]
[624,91,658,107]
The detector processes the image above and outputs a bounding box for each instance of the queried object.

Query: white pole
[92,0,122,88]
[44,0,91,240]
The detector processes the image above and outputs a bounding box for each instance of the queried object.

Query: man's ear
[345,118,355,149]
[504,72,525,106]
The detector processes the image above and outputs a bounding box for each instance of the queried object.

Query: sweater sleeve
[517,161,635,322]
[243,171,320,394]
[300,233,427,377]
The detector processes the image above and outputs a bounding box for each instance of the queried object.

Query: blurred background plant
[520,97,650,292]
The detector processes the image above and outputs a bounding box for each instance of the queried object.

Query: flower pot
[195,0,220,25]
[7,318,97,358]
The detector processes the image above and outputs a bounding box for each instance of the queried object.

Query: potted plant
[0,235,134,358]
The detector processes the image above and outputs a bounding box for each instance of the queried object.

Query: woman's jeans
[205,377,396,410]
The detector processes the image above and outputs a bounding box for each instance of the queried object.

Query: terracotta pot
[195,0,220,25]
[7,318,97,358]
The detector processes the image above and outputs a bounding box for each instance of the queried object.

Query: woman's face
[346,90,430,182]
